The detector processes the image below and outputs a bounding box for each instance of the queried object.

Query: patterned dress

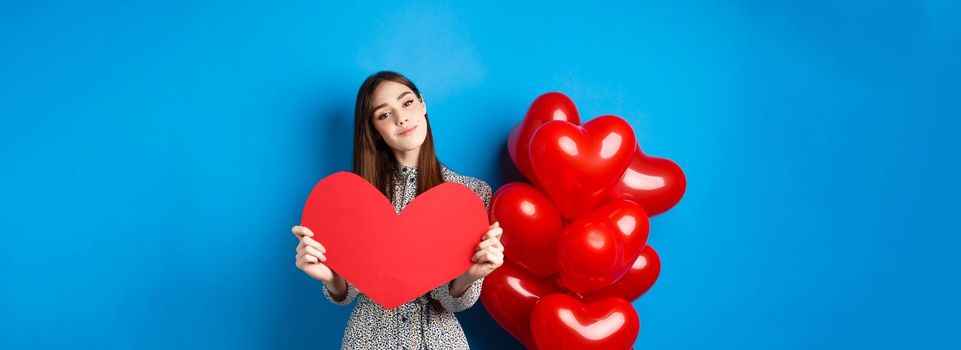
[322,163,492,349]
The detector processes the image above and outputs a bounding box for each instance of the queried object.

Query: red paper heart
[557,199,650,294]
[530,294,640,350]
[300,171,489,310]
[480,261,564,349]
[529,116,636,219]
[489,182,565,277]
[583,244,660,303]
[508,92,581,186]
[607,145,687,217]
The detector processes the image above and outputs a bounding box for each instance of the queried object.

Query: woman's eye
[404,100,413,107]
[378,113,389,120]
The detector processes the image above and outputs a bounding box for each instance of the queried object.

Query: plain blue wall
[2,1,959,349]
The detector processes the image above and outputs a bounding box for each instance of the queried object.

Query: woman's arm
[430,276,485,312]
[448,272,477,297]
[322,272,359,306]
[324,272,348,300]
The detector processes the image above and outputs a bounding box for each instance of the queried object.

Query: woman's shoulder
[441,164,493,202]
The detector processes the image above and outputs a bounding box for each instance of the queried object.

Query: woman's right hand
[292,225,336,283]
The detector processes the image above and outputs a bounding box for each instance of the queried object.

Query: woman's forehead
[373,81,411,100]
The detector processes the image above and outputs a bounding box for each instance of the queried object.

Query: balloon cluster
[480,92,687,349]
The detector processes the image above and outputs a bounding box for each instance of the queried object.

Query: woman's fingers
[307,246,326,261]
[305,246,327,262]
[295,254,310,268]
[291,225,315,239]
[295,254,318,270]
[476,238,494,251]
[296,245,326,262]
[478,247,505,269]
[476,235,504,251]
[482,226,503,240]
[472,246,504,262]
[302,236,326,253]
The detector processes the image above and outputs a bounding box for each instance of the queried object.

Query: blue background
[2,0,959,349]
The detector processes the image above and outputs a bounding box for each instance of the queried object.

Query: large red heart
[583,244,660,303]
[489,182,565,277]
[508,92,581,187]
[529,116,636,219]
[480,261,564,349]
[300,172,489,310]
[530,294,640,350]
[557,199,650,294]
[607,145,687,217]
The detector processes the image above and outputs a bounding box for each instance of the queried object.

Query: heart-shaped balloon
[480,261,564,349]
[557,199,650,294]
[530,294,640,350]
[607,145,686,216]
[300,172,489,310]
[583,244,660,302]
[489,182,565,277]
[508,92,581,186]
[529,116,636,219]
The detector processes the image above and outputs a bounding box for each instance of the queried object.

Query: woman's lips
[399,125,418,136]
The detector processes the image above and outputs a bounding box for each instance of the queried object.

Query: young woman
[291,71,505,349]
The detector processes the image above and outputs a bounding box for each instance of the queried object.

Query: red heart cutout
[530,294,640,350]
[607,145,687,216]
[300,172,489,310]
[583,244,660,303]
[480,261,564,349]
[508,92,581,186]
[557,199,650,294]
[529,116,636,219]
[489,182,565,277]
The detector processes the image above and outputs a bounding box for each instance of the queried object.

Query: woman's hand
[465,221,505,280]
[292,225,336,283]
[448,222,505,297]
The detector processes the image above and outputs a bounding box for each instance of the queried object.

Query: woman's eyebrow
[372,91,413,112]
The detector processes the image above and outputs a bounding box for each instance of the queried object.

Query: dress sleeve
[322,279,359,306]
[477,180,493,211]
[429,277,484,312]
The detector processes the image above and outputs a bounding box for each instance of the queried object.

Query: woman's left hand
[466,221,505,280]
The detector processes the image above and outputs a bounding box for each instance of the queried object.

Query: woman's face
[370,80,428,153]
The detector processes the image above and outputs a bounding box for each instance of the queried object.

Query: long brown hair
[352,70,448,313]
[353,70,444,200]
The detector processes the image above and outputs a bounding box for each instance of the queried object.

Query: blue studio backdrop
[2,1,960,349]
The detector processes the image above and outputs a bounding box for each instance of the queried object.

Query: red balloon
[583,245,660,302]
[557,200,650,294]
[607,145,687,216]
[529,116,636,219]
[508,92,581,186]
[530,294,640,350]
[490,182,566,277]
[481,261,565,349]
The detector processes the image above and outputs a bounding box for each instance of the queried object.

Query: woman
[291,71,505,349]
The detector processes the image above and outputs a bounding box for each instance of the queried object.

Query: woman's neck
[393,147,421,168]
